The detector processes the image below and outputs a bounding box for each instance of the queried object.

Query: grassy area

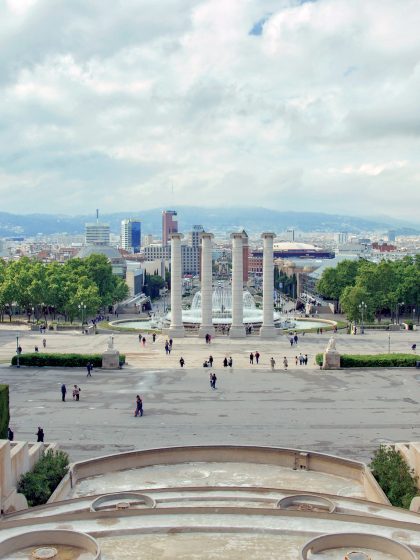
[98,320,161,333]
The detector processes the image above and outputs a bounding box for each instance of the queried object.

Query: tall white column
[169,233,185,338]
[230,232,245,338]
[260,232,277,338]
[199,232,215,338]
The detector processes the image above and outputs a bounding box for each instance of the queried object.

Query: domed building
[76,244,127,278]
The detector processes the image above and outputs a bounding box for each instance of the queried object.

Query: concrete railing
[50,445,388,506]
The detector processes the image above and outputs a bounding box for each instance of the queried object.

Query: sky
[1,0,420,220]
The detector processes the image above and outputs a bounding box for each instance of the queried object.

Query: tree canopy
[316,256,420,322]
[0,254,129,322]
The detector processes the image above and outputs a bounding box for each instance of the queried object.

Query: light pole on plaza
[358,301,367,335]
[16,335,20,368]
[78,302,86,325]
[413,307,416,325]
[31,306,35,324]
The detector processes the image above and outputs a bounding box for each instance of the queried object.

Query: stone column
[230,232,245,338]
[169,233,185,338]
[260,232,277,338]
[199,233,215,338]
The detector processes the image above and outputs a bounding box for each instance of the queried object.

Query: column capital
[170,233,184,241]
[230,232,245,240]
[201,232,214,241]
[261,232,276,240]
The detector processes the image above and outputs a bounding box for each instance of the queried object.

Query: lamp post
[78,302,86,326]
[16,335,20,368]
[413,307,416,326]
[31,306,35,324]
[388,332,391,354]
[358,301,367,335]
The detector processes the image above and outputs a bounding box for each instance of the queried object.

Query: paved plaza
[0,325,419,463]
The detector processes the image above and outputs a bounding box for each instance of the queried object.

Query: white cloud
[0,0,419,221]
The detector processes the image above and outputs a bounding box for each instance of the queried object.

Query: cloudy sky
[1,0,420,220]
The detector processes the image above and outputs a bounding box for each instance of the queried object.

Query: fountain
[173,284,291,329]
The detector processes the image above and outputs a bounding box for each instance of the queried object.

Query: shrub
[370,445,418,509]
[0,384,10,439]
[315,353,416,368]
[17,449,69,507]
[11,353,126,367]
[340,353,416,368]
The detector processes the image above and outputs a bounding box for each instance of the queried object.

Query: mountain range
[0,208,418,238]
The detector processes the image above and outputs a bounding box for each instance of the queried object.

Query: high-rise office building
[85,222,110,245]
[121,219,141,253]
[162,210,178,246]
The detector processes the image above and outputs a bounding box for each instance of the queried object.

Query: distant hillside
[0,208,418,237]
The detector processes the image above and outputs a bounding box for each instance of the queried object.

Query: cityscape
[1,1,420,559]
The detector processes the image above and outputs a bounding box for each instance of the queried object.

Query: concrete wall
[0,439,57,514]
[51,445,388,506]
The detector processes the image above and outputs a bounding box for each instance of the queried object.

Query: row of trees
[0,255,129,323]
[316,256,420,323]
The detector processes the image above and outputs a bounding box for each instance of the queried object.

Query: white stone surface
[169,233,185,338]
[229,233,245,338]
[198,233,215,338]
[260,233,277,339]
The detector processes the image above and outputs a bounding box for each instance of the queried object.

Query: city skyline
[1,1,420,219]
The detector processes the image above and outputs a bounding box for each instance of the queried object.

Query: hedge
[316,353,417,368]
[370,445,418,509]
[17,449,69,507]
[0,384,10,439]
[11,353,126,367]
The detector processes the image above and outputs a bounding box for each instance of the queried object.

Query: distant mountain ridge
[0,208,418,237]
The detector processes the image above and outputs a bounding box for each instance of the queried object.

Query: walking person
[134,395,143,417]
[73,384,81,401]
[7,427,14,441]
[42,338,46,348]
[283,356,288,371]
[211,373,217,389]
[249,352,254,365]
[255,351,260,364]
[152,333,156,343]
[223,357,228,368]
[36,426,44,442]
[270,357,276,371]
[86,362,92,377]
[304,354,308,365]
[61,383,67,402]
[142,337,146,346]
[208,355,214,367]
[295,356,298,366]
[179,357,185,368]
[228,356,233,368]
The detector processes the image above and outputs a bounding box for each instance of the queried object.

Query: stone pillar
[230,232,245,338]
[199,233,215,338]
[169,233,185,338]
[260,232,277,338]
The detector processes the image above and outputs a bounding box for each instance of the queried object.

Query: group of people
[164,338,173,354]
[295,354,309,366]
[7,426,45,442]
[249,351,261,364]
[60,383,82,401]
[289,334,300,346]
[202,355,214,367]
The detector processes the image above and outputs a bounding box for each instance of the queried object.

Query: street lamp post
[358,301,367,335]
[31,306,35,324]
[413,307,416,326]
[16,335,20,368]
[396,301,404,324]
[388,332,391,354]
[78,302,86,326]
